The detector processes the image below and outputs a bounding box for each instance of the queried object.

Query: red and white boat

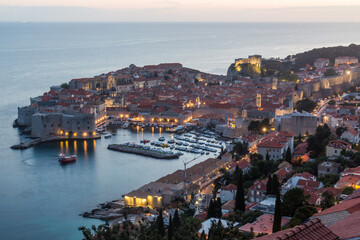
[58,153,77,164]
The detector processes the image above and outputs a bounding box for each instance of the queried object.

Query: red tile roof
[239,214,290,235]
[327,140,352,150]
[222,183,237,191]
[293,142,308,156]
[256,218,338,240]
[328,210,360,239]
[314,196,360,217]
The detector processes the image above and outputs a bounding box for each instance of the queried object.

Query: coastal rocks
[81,200,125,220]
[81,200,155,220]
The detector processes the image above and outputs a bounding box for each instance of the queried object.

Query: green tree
[168,215,173,240]
[324,68,338,77]
[235,170,245,212]
[60,83,70,89]
[342,186,355,195]
[233,141,249,157]
[296,98,317,113]
[321,191,335,210]
[282,188,308,217]
[173,209,181,230]
[207,199,216,219]
[272,190,282,233]
[289,205,317,227]
[278,70,299,82]
[266,152,270,161]
[266,175,273,195]
[156,210,165,237]
[285,148,292,163]
[272,175,280,195]
[336,127,347,138]
[216,198,222,218]
[307,124,332,158]
[319,174,340,187]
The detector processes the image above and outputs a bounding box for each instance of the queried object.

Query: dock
[107,144,180,159]
[10,135,101,150]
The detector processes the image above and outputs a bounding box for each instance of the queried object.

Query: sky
[0,0,360,22]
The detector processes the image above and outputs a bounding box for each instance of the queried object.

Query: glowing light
[65,132,69,136]
[93,131,96,136]
[83,132,87,137]
[73,132,77,137]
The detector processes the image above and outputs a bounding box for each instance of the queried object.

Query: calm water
[1,22,360,239]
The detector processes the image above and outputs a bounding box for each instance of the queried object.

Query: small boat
[122,123,129,129]
[112,132,117,136]
[158,137,165,141]
[104,134,112,139]
[168,139,175,144]
[58,153,76,164]
[140,140,150,144]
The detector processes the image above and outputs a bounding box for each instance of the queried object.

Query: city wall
[303,71,360,98]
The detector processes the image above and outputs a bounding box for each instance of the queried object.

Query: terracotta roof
[256,218,338,240]
[328,210,360,239]
[239,214,290,235]
[293,142,308,156]
[222,199,236,210]
[296,179,322,189]
[222,183,237,191]
[258,131,294,149]
[327,140,352,150]
[314,196,360,217]
[249,179,268,191]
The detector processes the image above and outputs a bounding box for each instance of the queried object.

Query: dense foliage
[292,44,360,69]
[282,188,309,217]
[247,118,270,134]
[324,68,338,77]
[295,99,317,113]
[278,70,299,82]
[307,124,332,158]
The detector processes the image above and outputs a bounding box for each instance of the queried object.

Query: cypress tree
[266,175,273,195]
[168,215,173,240]
[266,152,270,161]
[285,148,292,163]
[272,174,280,195]
[235,170,245,212]
[272,190,282,233]
[207,199,215,219]
[233,165,240,180]
[216,197,222,218]
[173,209,180,230]
[156,210,165,237]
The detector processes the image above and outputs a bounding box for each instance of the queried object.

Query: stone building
[17,106,37,127]
[277,111,317,136]
[31,113,95,138]
[235,55,262,69]
[318,162,341,178]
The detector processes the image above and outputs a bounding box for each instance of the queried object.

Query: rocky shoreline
[81,199,156,221]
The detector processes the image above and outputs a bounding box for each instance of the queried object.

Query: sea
[1,22,360,240]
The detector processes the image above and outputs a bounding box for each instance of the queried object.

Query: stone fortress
[234,55,262,69]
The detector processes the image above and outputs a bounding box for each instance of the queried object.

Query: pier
[107,144,180,159]
[10,135,101,150]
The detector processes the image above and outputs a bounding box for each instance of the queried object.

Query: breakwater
[10,135,101,150]
[107,144,180,159]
